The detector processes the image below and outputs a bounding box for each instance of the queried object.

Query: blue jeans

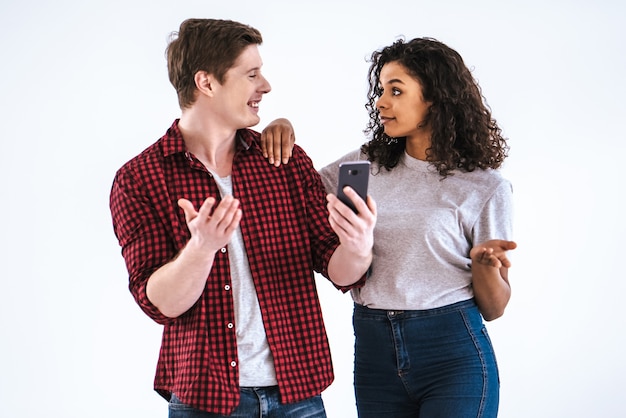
[353,299,500,418]
[168,387,326,418]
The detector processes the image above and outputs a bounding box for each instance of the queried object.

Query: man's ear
[194,71,215,97]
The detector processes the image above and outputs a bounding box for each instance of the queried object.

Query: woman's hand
[470,240,517,268]
[260,118,295,166]
[326,187,378,287]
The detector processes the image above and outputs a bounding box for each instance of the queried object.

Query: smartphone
[337,161,370,213]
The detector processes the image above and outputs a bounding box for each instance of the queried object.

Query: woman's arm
[470,239,517,321]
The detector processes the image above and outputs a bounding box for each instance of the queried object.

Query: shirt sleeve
[472,177,514,245]
[109,165,177,325]
[290,145,340,279]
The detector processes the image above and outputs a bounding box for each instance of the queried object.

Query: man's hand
[260,118,295,166]
[146,196,242,319]
[178,196,242,253]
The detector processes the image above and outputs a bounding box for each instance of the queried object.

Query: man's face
[211,44,271,130]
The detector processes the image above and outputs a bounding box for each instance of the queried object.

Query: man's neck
[178,110,237,177]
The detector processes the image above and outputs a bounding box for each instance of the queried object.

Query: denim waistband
[354,298,477,319]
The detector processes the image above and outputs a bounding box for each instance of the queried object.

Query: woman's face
[375,61,432,141]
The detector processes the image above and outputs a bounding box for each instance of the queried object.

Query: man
[109,18,376,417]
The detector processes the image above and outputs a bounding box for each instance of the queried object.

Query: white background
[1,0,624,417]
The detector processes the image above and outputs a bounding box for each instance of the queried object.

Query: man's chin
[246,115,261,128]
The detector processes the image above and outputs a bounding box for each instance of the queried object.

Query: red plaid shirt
[110,120,339,414]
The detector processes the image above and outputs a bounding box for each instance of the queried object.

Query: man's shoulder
[117,139,163,175]
[113,133,177,193]
[116,120,184,175]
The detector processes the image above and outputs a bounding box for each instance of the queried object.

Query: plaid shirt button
[224,284,231,291]
[230,361,237,368]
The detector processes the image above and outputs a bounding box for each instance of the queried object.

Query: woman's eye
[392,88,401,96]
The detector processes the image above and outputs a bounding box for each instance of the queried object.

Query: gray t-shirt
[319,149,513,310]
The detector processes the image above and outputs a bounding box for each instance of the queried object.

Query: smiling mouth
[248,101,260,108]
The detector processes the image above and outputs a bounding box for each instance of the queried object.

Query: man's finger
[178,198,197,224]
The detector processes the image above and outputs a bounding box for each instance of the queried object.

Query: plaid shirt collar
[161,119,256,158]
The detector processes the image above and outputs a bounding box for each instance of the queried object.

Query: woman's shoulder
[458,166,508,181]
[454,168,512,196]
[320,149,366,171]
[335,149,367,163]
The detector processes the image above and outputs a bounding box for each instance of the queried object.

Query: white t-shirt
[211,172,277,387]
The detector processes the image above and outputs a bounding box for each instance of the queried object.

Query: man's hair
[166,18,263,109]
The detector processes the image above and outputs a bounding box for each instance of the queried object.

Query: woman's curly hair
[361,37,509,177]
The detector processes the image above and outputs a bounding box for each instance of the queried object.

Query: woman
[318,37,516,417]
[262,37,516,417]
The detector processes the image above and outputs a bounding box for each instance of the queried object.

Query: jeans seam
[460,309,488,418]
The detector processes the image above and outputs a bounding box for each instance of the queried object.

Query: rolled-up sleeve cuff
[335,264,371,293]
